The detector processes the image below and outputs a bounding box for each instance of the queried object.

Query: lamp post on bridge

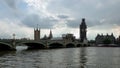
[13,33,15,40]
[12,33,16,48]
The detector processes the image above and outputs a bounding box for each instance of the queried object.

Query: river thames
[0,47,120,68]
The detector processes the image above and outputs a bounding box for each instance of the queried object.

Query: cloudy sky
[0,0,120,40]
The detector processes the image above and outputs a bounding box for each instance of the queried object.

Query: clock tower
[80,18,87,42]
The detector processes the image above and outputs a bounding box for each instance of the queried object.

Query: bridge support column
[11,34,16,50]
[12,40,16,48]
[9,39,16,50]
[45,40,49,49]
[63,44,66,48]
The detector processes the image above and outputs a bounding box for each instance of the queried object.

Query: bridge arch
[49,42,64,48]
[17,42,46,49]
[77,43,88,47]
[66,43,75,48]
[83,44,88,47]
[77,44,82,47]
[0,42,15,50]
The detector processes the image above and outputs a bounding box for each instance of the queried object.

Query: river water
[0,47,120,68]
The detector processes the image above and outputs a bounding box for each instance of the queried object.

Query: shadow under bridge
[66,43,76,48]
[0,42,16,51]
[48,42,64,48]
[17,42,46,49]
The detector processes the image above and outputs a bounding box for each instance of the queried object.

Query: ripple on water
[0,47,120,68]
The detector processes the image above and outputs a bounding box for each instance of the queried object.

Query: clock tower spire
[80,18,87,42]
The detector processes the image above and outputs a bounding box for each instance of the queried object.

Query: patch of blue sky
[17,1,28,11]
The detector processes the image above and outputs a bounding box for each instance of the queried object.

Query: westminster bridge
[0,39,89,50]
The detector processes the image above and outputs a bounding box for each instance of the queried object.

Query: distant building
[62,33,75,42]
[34,27,40,41]
[42,34,47,40]
[42,30,53,40]
[48,30,53,39]
[95,33,116,44]
[116,35,120,44]
[80,18,87,42]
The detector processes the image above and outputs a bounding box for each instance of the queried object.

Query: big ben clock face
[81,29,84,32]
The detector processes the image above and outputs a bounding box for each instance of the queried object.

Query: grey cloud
[57,15,69,19]
[0,0,24,19]
[66,19,80,28]
[104,18,120,26]
[3,0,17,9]
[47,0,120,28]
[22,14,58,29]
[66,19,103,28]
[1,0,120,29]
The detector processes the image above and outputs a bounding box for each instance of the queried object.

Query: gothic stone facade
[95,33,116,44]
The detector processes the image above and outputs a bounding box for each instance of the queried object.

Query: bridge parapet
[47,40,64,44]
[0,39,90,50]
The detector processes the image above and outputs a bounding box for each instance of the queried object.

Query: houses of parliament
[34,18,120,45]
[34,18,87,43]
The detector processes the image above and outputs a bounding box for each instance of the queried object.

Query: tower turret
[34,25,40,41]
[48,30,53,39]
[80,18,87,42]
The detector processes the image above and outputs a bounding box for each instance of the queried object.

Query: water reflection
[0,47,120,68]
[80,47,87,68]
[62,48,80,67]
[16,46,28,51]
[0,51,16,57]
